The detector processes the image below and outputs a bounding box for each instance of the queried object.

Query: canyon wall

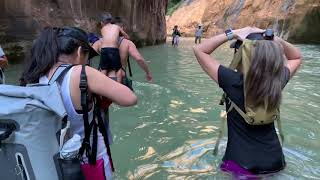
[167,0,320,43]
[0,0,168,61]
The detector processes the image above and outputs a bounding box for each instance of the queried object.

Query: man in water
[114,17,152,82]
[195,25,203,44]
[0,45,8,84]
[171,28,175,46]
[93,12,130,83]
[172,25,181,47]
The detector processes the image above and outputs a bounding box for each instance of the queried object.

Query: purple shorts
[221,160,260,180]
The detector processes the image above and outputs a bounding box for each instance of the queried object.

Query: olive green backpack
[213,40,284,155]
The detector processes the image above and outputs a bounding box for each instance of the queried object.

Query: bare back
[119,39,129,68]
[101,24,121,48]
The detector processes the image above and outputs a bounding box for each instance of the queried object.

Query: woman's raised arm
[72,65,137,107]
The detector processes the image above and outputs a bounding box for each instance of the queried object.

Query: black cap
[246,33,265,40]
[230,33,265,49]
[100,12,113,24]
[57,27,99,59]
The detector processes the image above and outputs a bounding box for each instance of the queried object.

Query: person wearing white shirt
[195,25,203,44]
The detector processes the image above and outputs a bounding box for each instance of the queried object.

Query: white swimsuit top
[39,67,108,158]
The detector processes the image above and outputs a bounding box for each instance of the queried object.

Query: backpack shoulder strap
[213,111,227,156]
[95,99,115,172]
[127,56,133,77]
[229,46,243,70]
[78,65,97,164]
[48,64,74,85]
[227,97,284,144]
[276,111,284,144]
[77,65,115,170]
[227,97,254,124]
[219,44,243,106]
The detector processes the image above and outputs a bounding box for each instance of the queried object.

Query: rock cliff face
[0,0,168,61]
[167,0,320,43]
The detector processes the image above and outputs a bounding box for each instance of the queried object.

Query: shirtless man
[119,40,152,81]
[114,17,152,82]
[92,12,130,83]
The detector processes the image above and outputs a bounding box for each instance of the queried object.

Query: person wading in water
[113,16,153,82]
[194,26,302,179]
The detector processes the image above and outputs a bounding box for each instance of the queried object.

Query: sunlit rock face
[167,0,320,43]
[0,0,168,61]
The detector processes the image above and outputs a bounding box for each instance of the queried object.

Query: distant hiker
[21,26,137,179]
[195,25,203,44]
[193,26,302,179]
[113,16,152,82]
[171,28,175,46]
[93,12,130,83]
[0,45,8,84]
[172,25,181,47]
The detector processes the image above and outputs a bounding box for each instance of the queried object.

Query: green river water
[4,38,320,179]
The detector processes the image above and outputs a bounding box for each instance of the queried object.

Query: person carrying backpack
[193,26,302,178]
[20,26,137,180]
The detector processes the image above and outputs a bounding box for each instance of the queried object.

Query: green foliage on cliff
[167,0,183,16]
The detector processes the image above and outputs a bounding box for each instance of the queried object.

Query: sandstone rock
[167,0,320,43]
[0,0,168,61]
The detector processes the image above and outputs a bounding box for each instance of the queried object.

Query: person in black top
[172,25,181,47]
[193,27,302,178]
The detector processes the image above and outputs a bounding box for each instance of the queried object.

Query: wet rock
[0,0,168,61]
[287,5,320,43]
[166,0,320,44]
[2,42,31,64]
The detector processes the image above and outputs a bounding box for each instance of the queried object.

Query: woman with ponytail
[21,26,137,179]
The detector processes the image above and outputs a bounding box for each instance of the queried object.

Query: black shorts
[100,48,122,71]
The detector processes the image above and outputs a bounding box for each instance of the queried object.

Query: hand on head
[233,27,265,41]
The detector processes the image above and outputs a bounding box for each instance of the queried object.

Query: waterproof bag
[53,153,84,180]
[0,83,67,180]
[0,119,35,180]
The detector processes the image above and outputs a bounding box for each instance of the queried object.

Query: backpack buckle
[272,115,278,121]
[79,66,87,92]
[79,78,87,92]
[79,70,88,106]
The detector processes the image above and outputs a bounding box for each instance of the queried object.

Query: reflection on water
[127,138,222,179]
[4,39,320,179]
